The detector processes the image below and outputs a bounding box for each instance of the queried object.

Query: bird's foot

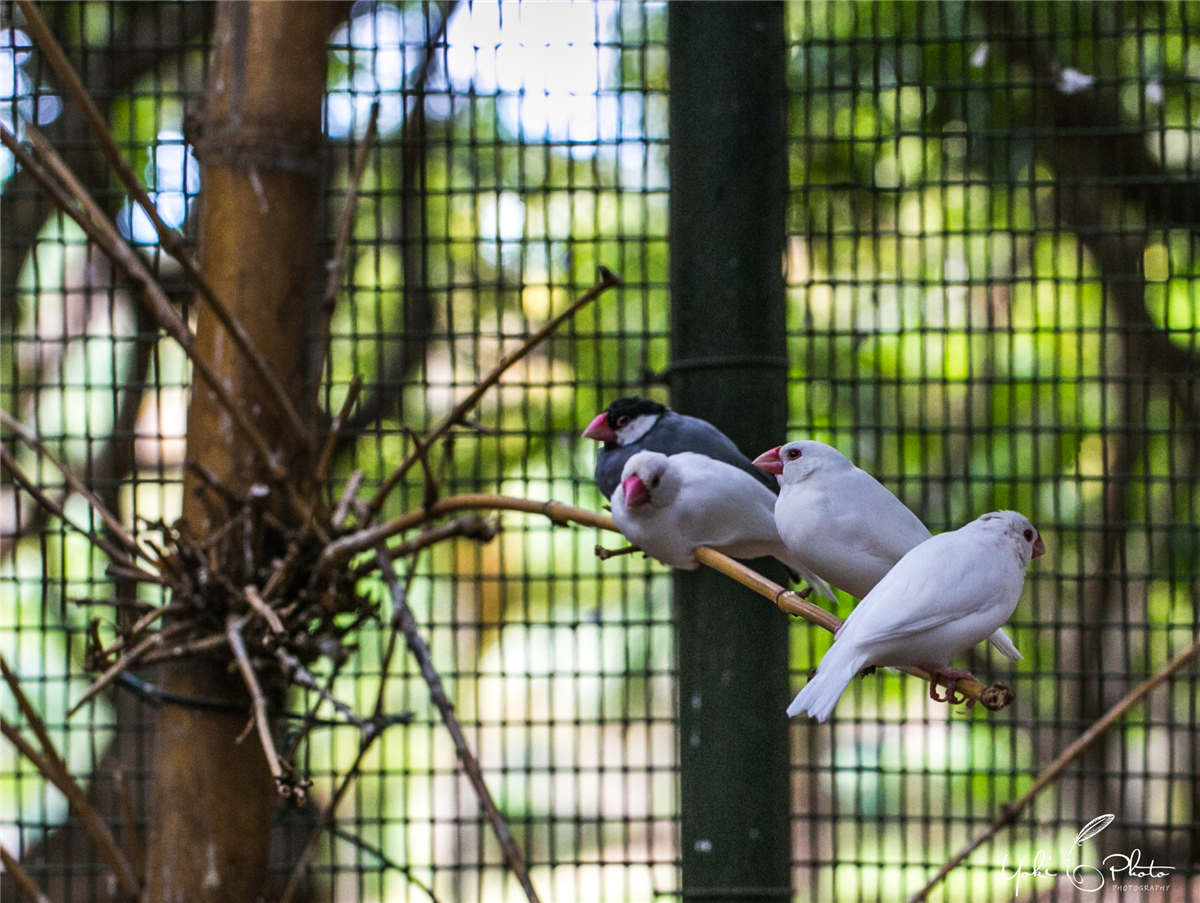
[922,665,977,706]
[857,665,878,679]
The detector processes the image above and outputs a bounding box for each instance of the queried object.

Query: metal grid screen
[1,2,1199,902]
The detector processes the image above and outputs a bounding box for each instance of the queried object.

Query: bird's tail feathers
[787,649,865,722]
[777,552,837,604]
[987,627,1023,662]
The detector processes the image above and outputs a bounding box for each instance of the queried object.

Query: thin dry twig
[278,551,425,903]
[69,623,192,717]
[0,654,141,898]
[314,375,365,491]
[226,616,296,798]
[332,469,366,531]
[14,0,312,452]
[274,647,371,733]
[365,267,623,519]
[0,445,159,582]
[905,630,1200,903]
[0,843,53,903]
[594,543,641,560]
[312,105,380,395]
[243,585,285,635]
[375,544,542,903]
[1,410,155,565]
[350,516,497,579]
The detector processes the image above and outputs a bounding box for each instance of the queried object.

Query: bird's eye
[651,476,660,487]
[1024,529,1034,542]
[786,448,801,460]
[615,415,631,428]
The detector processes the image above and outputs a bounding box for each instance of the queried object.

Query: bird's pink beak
[1032,535,1046,558]
[622,474,651,508]
[752,446,784,475]
[582,412,616,442]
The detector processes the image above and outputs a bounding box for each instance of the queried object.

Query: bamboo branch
[365,267,623,519]
[14,0,312,452]
[1,409,155,565]
[905,630,1200,903]
[0,654,141,898]
[324,493,1007,710]
[375,544,543,903]
[0,843,53,903]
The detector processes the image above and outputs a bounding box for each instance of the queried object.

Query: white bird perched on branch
[609,450,836,602]
[786,509,1045,722]
[752,439,1023,661]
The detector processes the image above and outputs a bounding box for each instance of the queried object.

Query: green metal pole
[669,4,792,902]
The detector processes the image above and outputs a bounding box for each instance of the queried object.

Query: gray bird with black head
[582,397,779,499]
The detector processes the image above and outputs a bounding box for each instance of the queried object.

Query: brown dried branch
[350,516,497,579]
[14,0,313,453]
[314,375,364,491]
[311,105,380,399]
[274,647,371,734]
[375,544,543,903]
[226,616,300,798]
[243,585,285,635]
[906,629,1200,903]
[365,266,623,519]
[0,654,140,899]
[278,549,425,903]
[0,843,53,903]
[68,623,192,717]
[326,492,1007,710]
[0,445,159,583]
[332,469,366,531]
[1,409,154,566]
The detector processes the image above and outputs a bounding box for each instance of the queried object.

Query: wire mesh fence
[1,1,1198,901]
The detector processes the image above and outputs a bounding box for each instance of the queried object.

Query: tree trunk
[144,3,334,899]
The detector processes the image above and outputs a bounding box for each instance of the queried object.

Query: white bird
[609,450,836,601]
[752,439,1022,661]
[786,510,1044,722]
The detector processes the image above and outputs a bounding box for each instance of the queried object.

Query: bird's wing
[835,533,1011,651]
[843,469,932,561]
[645,413,780,493]
[670,453,780,549]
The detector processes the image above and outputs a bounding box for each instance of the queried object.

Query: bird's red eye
[615,415,630,427]
[1024,529,1034,542]
[786,448,801,460]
